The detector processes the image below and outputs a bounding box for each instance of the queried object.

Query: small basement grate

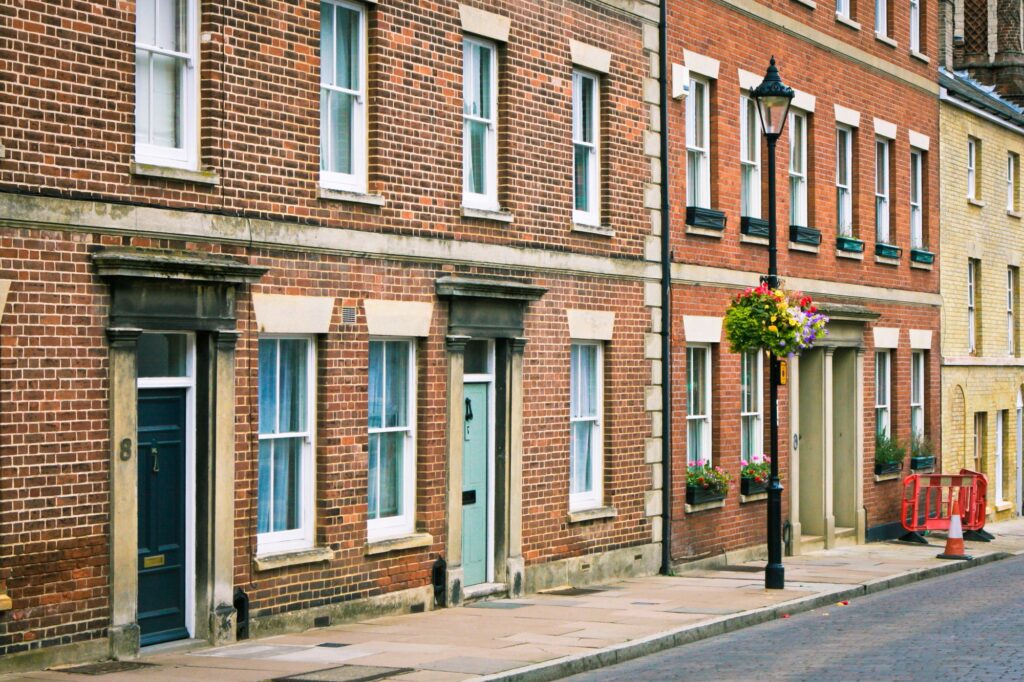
[718,565,764,572]
[58,661,158,676]
[317,642,350,648]
[466,601,530,609]
[544,587,606,596]
[274,665,413,682]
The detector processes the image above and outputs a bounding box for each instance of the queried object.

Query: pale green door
[462,383,489,587]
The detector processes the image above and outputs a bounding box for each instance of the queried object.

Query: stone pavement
[7,519,1024,682]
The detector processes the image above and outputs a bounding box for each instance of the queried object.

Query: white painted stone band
[834,104,861,128]
[909,129,930,151]
[570,40,612,74]
[568,309,615,341]
[252,294,335,334]
[364,300,433,337]
[873,327,900,349]
[683,315,723,343]
[684,50,720,80]
[459,5,510,42]
[909,329,932,350]
[874,117,898,140]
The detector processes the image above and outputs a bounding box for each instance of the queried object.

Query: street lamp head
[751,57,795,140]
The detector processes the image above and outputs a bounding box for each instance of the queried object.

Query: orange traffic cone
[937,496,973,561]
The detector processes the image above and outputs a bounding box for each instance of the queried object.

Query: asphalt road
[564,554,1024,681]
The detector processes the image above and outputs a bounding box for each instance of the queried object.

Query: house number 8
[119,438,132,461]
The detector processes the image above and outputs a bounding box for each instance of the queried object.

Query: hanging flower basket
[724,283,829,358]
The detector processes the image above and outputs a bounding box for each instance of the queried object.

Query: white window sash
[686,78,711,209]
[967,139,977,199]
[910,0,920,52]
[741,95,761,219]
[135,0,198,169]
[910,351,924,438]
[569,342,603,511]
[996,411,1006,503]
[1008,154,1018,212]
[1009,268,1017,355]
[686,345,712,466]
[789,111,808,227]
[837,0,850,18]
[875,351,891,437]
[910,149,923,248]
[836,126,853,236]
[969,260,977,353]
[463,36,499,211]
[320,0,367,193]
[367,339,417,540]
[572,70,600,226]
[876,0,888,36]
[876,139,890,244]
[740,351,763,459]
[256,336,316,556]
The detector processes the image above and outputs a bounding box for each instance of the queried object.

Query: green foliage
[875,432,906,465]
[686,462,731,496]
[911,433,933,458]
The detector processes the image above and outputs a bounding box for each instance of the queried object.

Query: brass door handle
[150,445,159,473]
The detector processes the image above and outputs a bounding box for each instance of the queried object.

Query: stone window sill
[254,546,333,572]
[365,531,434,556]
[835,14,861,30]
[910,50,930,63]
[686,226,724,239]
[793,0,816,8]
[130,162,220,186]
[318,187,386,207]
[789,241,819,254]
[740,234,769,246]
[741,492,768,503]
[836,249,864,260]
[685,499,725,513]
[996,501,1015,513]
[568,506,618,524]
[874,472,903,483]
[875,255,900,266]
[572,223,615,237]
[875,34,898,48]
[463,207,515,223]
[968,197,986,208]
[910,260,933,271]
[1009,210,1022,219]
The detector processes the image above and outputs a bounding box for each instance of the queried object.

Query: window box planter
[686,206,727,231]
[740,216,769,238]
[910,455,935,470]
[740,478,768,496]
[876,243,902,259]
[789,224,822,246]
[686,485,726,506]
[910,248,935,265]
[874,461,903,476]
[836,236,864,253]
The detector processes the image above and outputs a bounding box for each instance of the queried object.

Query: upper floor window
[837,0,852,20]
[135,0,197,169]
[1008,152,1020,213]
[741,95,761,219]
[836,125,853,237]
[463,37,499,211]
[968,258,979,353]
[686,77,711,209]
[368,339,416,540]
[257,337,316,555]
[910,0,921,52]
[570,342,603,511]
[1009,266,1019,355]
[686,345,712,465]
[573,70,600,226]
[789,110,808,227]
[875,0,889,37]
[320,0,367,193]
[910,149,924,248]
[968,137,980,201]
[875,138,891,244]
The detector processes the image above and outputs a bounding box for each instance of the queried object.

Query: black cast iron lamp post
[751,57,794,591]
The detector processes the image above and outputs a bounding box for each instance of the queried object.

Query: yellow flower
[768,325,778,333]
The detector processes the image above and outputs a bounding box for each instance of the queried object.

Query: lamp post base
[765,563,785,589]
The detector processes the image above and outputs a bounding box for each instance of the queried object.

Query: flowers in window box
[686,459,731,496]
[740,454,771,483]
[724,283,829,358]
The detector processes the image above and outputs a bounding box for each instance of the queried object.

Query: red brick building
[0,0,663,669]
[665,0,943,561]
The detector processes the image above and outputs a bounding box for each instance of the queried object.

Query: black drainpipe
[658,0,673,576]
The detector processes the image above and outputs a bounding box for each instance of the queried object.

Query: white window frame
[320,0,367,193]
[686,76,711,209]
[686,344,712,466]
[968,137,978,200]
[134,0,198,169]
[910,0,921,52]
[997,410,1006,503]
[463,36,499,211]
[789,109,808,227]
[875,350,891,437]
[1009,267,1018,355]
[569,341,604,511]
[740,95,761,219]
[572,70,601,226]
[876,0,889,36]
[910,148,923,248]
[875,138,891,244]
[837,0,851,20]
[969,259,978,353]
[910,350,924,440]
[836,125,853,237]
[367,338,417,541]
[740,351,763,460]
[257,335,316,557]
[1008,152,1019,212]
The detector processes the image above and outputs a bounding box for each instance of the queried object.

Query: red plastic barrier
[900,473,985,534]
[958,468,989,532]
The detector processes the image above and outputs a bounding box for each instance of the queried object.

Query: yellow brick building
[940,69,1024,520]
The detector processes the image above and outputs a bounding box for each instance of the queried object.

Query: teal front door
[137,388,189,645]
[462,383,489,587]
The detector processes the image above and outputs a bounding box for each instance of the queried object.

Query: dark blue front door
[137,388,188,645]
